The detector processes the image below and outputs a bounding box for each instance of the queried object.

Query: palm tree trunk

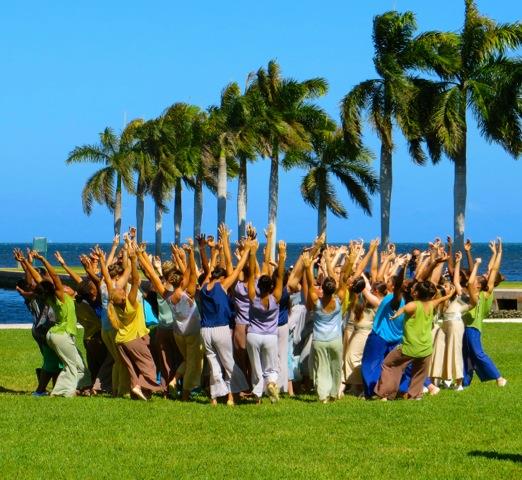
[267,150,279,258]
[155,203,163,257]
[237,155,248,239]
[380,143,392,246]
[217,151,227,232]
[453,137,467,253]
[194,177,203,239]
[114,174,122,236]
[317,191,327,239]
[174,178,182,245]
[136,174,145,244]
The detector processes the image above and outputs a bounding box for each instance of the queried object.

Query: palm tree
[341,11,441,246]
[162,103,205,245]
[252,60,329,251]
[285,126,378,237]
[421,0,522,250]
[135,117,180,255]
[66,120,141,236]
[206,83,245,231]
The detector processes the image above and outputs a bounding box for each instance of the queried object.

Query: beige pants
[429,325,445,379]
[101,329,130,397]
[442,320,465,380]
[174,333,204,392]
[343,327,371,386]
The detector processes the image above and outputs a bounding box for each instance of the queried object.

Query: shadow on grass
[0,386,31,395]
[468,451,522,463]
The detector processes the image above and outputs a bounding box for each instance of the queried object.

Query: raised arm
[127,243,141,307]
[184,240,198,299]
[218,224,234,276]
[446,236,454,277]
[272,241,287,303]
[486,238,502,295]
[196,234,210,278]
[464,239,473,274]
[353,239,379,278]
[370,246,379,282]
[390,300,417,320]
[137,248,166,297]
[222,242,251,292]
[432,285,455,308]
[54,251,83,286]
[467,257,482,306]
[247,240,258,301]
[453,251,463,296]
[303,253,318,310]
[261,223,274,276]
[96,247,114,298]
[106,235,120,266]
[32,252,65,301]
[14,249,42,284]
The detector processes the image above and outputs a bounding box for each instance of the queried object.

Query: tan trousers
[174,333,204,392]
[117,335,161,392]
[442,320,465,381]
[101,329,130,397]
[375,347,431,400]
[429,325,445,379]
[344,328,371,386]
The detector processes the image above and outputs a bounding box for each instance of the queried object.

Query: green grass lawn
[0,326,521,479]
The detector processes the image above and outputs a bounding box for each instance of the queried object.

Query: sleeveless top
[278,287,290,327]
[463,291,494,332]
[233,281,251,326]
[372,293,406,344]
[167,292,201,336]
[312,297,342,342]
[402,301,433,358]
[157,295,175,329]
[443,296,470,322]
[200,282,233,328]
[249,294,279,335]
[354,307,375,332]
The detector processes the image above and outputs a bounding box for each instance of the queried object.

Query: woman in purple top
[233,270,252,382]
[247,240,286,403]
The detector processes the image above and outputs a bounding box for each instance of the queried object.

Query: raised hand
[475,257,482,265]
[207,235,216,248]
[278,240,287,258]
[129,227,136,240]
[31,250,43,261]
[195,234,206,245]
[464,239,472,252]
[302,252,312,268]
[54,251,65,265]
[13,248,25,262]
[112,234,120,245]
[455,251,463,262]
[446,235,453,246]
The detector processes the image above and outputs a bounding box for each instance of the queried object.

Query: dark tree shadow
[468,451,522,463]
[0,386,31,395]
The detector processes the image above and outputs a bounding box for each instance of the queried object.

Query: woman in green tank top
[374,281,454,400]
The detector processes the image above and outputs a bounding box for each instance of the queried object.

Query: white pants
[246,333,278,398]
[277,324,289,392]
[201,326,249,399]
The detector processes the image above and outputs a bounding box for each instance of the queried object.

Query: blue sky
[0,0,520,243]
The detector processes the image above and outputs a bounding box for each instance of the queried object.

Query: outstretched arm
[54,251,83,286]
[184,240,198,299]
[467,257,482,306]
[247,240,258,301]
[354,239,379,278]
[32,252,65,301]
[127,243,141,307]
[303,253,318,310]
[137,248,166,297]
[106,235,120,266]
[222,242,251,292]
[14,249,42,284]
[272,241,286,303]
[486,238,502,295]
[453,251,463,296]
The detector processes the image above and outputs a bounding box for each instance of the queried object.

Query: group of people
[13,225,507,404]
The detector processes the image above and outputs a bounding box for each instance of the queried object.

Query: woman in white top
[430,252,478,390]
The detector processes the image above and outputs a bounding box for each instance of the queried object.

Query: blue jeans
[462,327,501,386]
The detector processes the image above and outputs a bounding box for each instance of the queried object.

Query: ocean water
[1,242,521,325]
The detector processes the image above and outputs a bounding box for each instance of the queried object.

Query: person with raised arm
[246,239,286,404]
[138,240,204,401]
[302,249,347,404]
[462,239,507,387]
[26,250,90,397]
[13,249,62,395]
[430,252,478,390]
[100,243,160,401]
[199,234,251,406]
[231,225,257,382]
[374,281,454,400]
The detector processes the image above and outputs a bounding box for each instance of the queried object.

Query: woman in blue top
[302,251,348,403]
[199,232,251,406]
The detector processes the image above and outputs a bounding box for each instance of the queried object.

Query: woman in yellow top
[98,243,160,401]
